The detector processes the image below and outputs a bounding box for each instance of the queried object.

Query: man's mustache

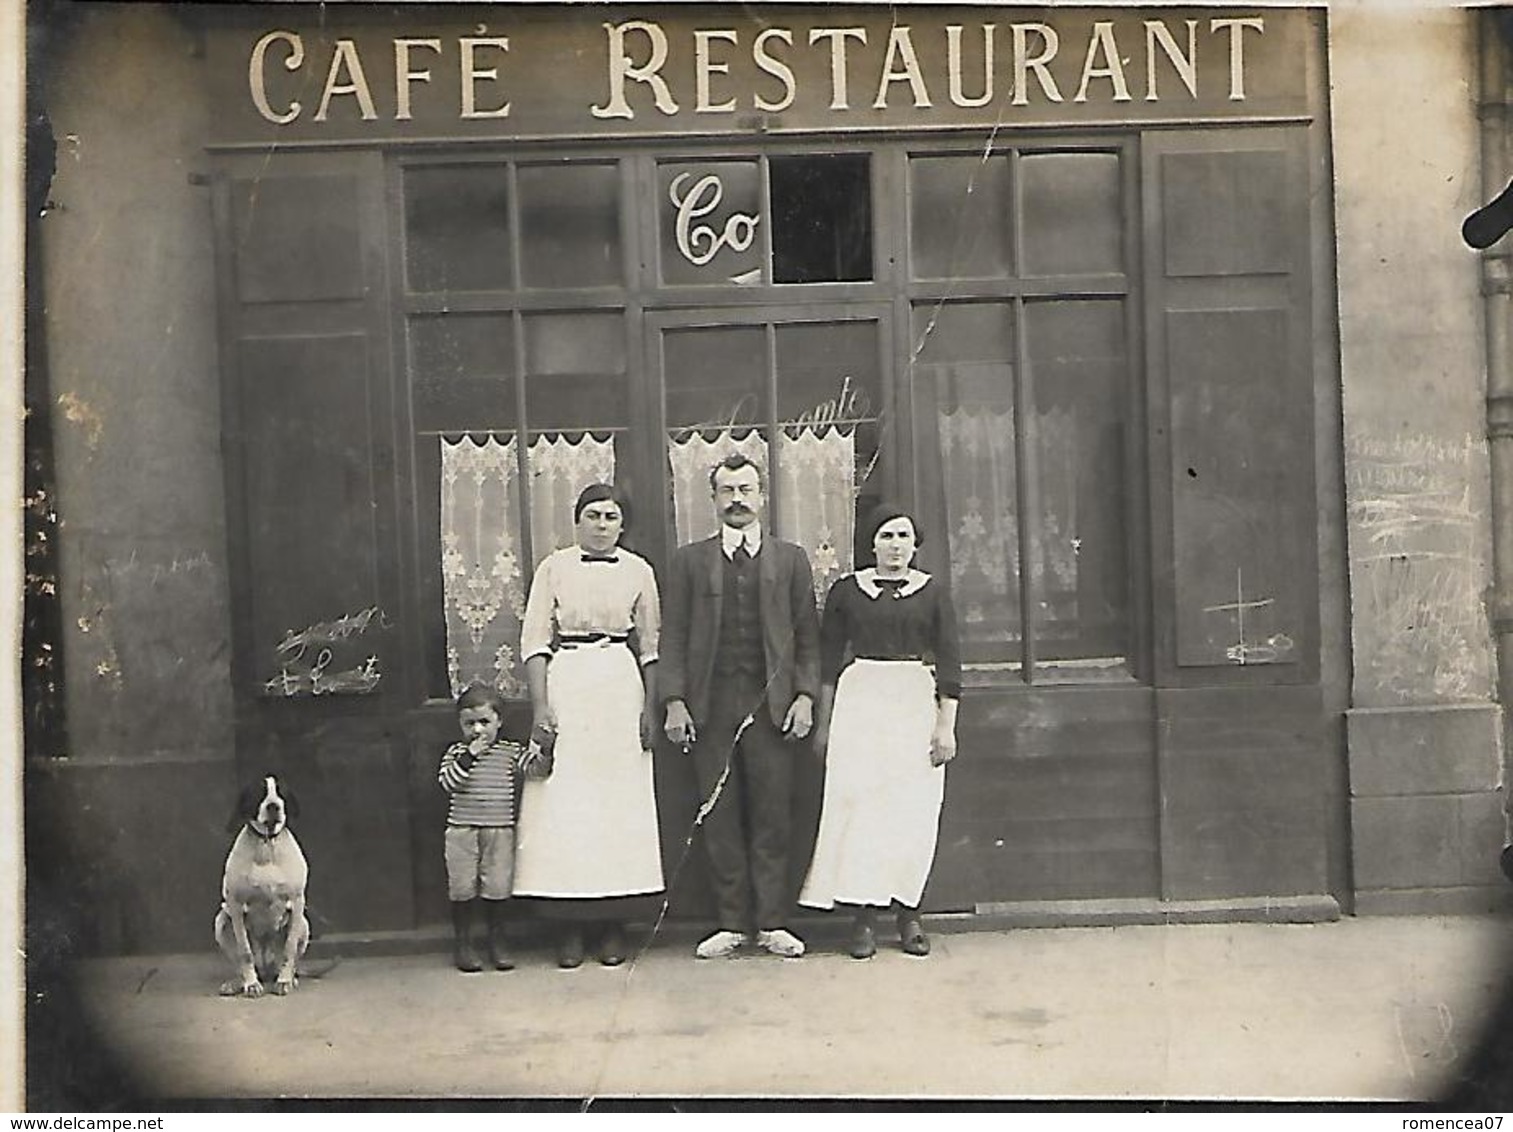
[723,503,752,513]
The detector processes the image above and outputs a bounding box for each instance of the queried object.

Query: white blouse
[519,546,661,666]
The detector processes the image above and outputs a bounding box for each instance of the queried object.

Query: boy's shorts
[444,825,516,901]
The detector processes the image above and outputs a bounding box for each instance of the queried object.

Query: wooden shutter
[213,150,415,930]
[1141,127,1330,900]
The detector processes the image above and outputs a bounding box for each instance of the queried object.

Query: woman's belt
[557,632,630,650]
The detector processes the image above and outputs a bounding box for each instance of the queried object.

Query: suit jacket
[659,532,821,729]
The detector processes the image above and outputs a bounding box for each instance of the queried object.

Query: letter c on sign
[250,30,305,124]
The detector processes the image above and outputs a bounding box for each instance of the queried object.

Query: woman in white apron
[516,484,664,968]
[799,505,961,959]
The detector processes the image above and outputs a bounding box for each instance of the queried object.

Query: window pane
[404,165,513,293]
[517,163,622,289]
[658,161,763,286]
[770,155,872,283]
[1021,152,1122,276]
[910,154,1012,280]
[522,312,627,433]
[913,302,1022,668]
[663,324,767,433]
[775,320,882,592]
[1025,300,1130,667]
[409,313,515,432]
[521,314,624,564]
[663,325,769,545]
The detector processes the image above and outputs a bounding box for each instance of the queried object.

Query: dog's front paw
[273,973,298,995]
[219,977,265,998]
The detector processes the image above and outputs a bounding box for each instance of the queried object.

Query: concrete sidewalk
[47,914,1513,1104]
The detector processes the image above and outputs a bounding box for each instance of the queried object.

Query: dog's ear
[227,783,257,834]
[281,784,300,821]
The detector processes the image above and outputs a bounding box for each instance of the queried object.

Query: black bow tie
[581,552,618,563]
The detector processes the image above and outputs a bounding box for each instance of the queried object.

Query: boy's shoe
[756,928,806,958]
[488,935,515,971]
[694,930,748,959]
[454,941,484,973]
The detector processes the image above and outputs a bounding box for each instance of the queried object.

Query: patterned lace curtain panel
[668,426,856,606]
[441,433,615,698]
[938,406,1020,653]
[937,401,1080,654]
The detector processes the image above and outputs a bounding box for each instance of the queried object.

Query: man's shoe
[694,930,747,959]
[756,928,806,958]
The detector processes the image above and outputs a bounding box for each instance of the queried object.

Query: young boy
[438,683,523,972]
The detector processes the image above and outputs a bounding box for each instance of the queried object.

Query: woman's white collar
[855,567,931,599]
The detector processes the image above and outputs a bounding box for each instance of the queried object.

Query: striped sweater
[438,740,521,827]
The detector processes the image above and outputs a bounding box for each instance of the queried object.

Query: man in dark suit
[661,453,820,959]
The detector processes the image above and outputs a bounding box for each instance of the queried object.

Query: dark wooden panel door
[214,150,416,934]
[1141,127,1330,901]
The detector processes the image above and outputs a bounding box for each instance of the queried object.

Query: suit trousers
[692,672,798,933]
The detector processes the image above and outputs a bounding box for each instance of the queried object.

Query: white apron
[799,659,944,909]
[512,641,664,897]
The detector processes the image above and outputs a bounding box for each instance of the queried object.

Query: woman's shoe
[848,920,877,960]
[897,914,931,957]
[598,923,628,967]
[557,928,585,969]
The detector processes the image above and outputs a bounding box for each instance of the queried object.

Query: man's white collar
[855,567,931,599]
[721,524,763,559]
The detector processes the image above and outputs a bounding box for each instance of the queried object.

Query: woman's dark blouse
[820,573,962,698]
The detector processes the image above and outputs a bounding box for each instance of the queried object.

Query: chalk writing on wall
[265,605,390,697]
[1202,567,1294,665]
[1347,432,1493,702]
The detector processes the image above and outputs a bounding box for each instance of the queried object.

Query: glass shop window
[400,159,631,702]
[658,153,873,287]
[908,147,1135,683]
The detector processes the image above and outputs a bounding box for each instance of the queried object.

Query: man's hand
[665,699,696,748]
[782,694,814,741]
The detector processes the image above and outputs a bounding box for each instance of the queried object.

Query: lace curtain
[441,433,616,698]
[938,407,1022,653]
[667,426,856,605]
[938,405,1084,656]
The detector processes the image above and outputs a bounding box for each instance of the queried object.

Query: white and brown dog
[214,775,310,997]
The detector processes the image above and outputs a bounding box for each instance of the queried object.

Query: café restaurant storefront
[42,3,1425,952]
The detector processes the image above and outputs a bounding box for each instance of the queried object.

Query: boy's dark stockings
[451,900,483,973]
[484,899,514,970]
